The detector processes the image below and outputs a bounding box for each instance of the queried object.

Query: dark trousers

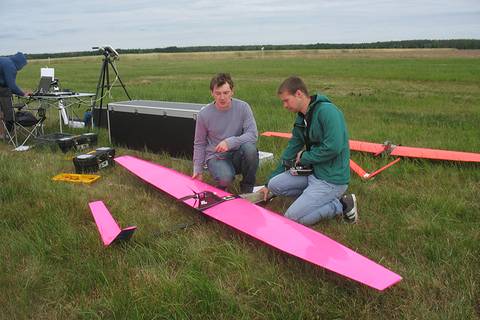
[0,87,14,131]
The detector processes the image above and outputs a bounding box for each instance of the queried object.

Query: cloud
[1,0,479,54]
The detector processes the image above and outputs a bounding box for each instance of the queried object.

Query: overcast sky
[1,0,479,55]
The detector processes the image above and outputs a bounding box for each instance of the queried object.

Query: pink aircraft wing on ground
[88,201,137,246]
[115,155,402,291]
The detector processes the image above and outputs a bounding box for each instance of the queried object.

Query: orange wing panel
[261,131,292,139]
[349,140,386,154]
[391,146,480,162]
[261,131,480,163]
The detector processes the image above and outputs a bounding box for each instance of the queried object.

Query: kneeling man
[192,73,259,193]
[259,76,358,225]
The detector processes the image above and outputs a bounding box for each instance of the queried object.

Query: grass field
[1,49,479,319]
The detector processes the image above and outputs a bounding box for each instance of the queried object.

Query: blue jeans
[268,172,347,225]
[207,142,259,193]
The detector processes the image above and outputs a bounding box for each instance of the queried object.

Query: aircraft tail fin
[88,201,136,246]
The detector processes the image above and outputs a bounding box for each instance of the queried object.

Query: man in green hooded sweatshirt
[259,76,358,225]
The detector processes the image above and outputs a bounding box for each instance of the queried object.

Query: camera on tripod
[92,45,119,60]
[282,159,313,176]
[91,44,131,128]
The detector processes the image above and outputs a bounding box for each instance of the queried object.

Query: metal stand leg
[92,52,131,128]
[58,100,63,133]
[58,110,62,133]
[58,99,68,133]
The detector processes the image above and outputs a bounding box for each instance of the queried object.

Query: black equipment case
[36,132,98,153]
[73,147,115,173]
[92,107,108,128]
[107,100,204,158]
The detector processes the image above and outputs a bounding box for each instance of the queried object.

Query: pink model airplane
[88,201,137,246]
[115,155,402,291]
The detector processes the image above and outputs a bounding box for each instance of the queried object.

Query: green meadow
[1,49,479,319]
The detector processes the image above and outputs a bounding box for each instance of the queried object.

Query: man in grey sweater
[192,73,259,193]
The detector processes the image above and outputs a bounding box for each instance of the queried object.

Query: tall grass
[1,50,479,319]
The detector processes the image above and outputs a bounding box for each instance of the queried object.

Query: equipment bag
[15,111,38,126]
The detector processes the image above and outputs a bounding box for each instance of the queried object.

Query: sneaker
[340,194,358,224]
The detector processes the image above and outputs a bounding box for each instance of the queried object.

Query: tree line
[27,39,480,59]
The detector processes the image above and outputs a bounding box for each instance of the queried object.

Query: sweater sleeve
[224,103,258,150]
[192,112,207,174]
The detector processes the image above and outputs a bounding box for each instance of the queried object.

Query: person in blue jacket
[0,52,29,136]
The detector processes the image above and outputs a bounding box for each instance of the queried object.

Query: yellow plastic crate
[52,173,101,184]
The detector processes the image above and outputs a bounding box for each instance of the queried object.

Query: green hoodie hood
[312,94,331,104]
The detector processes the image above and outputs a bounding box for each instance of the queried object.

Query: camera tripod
[93,50,131,127]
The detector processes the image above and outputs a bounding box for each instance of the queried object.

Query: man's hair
[210,73,234,91]
[277,76,309,96]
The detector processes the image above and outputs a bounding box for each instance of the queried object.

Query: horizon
[13,39,480,57]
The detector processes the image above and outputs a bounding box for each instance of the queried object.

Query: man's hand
[215,140,229,153]
[192,173,203,181]
[295,150,304,166]
[258,186,270,201]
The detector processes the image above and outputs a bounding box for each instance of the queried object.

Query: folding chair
[1,101,46,151]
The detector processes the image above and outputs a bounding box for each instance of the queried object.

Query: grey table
[26,93,95,133]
